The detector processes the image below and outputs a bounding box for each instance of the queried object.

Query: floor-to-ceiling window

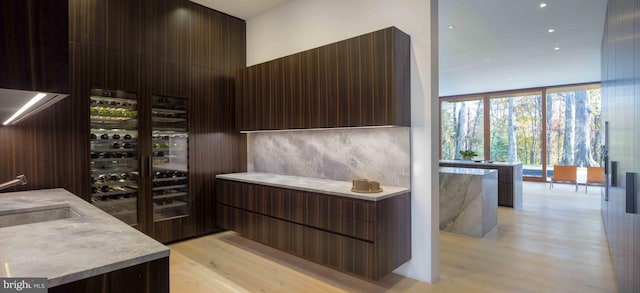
[546,84,602,180]
[440,97,484,160]
[440,83,601,182]
[489,91,544,179]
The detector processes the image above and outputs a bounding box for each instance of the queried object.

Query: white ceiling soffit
[439,0,607,97]
[189,0,289,19]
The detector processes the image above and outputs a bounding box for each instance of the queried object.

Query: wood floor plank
[169,182,617,292]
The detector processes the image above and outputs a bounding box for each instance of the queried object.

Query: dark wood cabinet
[0,0,246,244]
[0,0,69,93]
[50,257,169,293]
[216,179,411,280]
[77,0,246,243]
[236,27,411,131]
[601,0,640,291]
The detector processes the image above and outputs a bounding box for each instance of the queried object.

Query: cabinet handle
[141,156,146,178]
[148,156,153,178]
[611,161,618,187]
[627,172,637,214]
[141,156,150,178]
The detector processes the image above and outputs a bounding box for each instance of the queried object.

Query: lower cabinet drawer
[217,205,376,279]
[217,179,375,241]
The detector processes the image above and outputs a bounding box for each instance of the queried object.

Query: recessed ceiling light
[548,28,555,33]
[554,47,560,51]
[485,58,491,62]
[448,25,455,29]
[539,3,547,8]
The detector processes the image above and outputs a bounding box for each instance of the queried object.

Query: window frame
[439,82,601,182]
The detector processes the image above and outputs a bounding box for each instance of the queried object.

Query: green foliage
[440,100,484,160]
[441,87,602,169]
[459,150,478,157]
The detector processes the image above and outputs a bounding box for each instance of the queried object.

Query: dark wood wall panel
[601,0,640,291]
[0,101,71,191]
[190,66,247,237]
[0,0,75,193]
[3,0,246,243]
[236,27,410,131]
[0,0,69,93]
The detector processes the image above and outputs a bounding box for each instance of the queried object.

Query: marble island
[439,167,498,237]
[0,188,169,291]
[439,160,523,208]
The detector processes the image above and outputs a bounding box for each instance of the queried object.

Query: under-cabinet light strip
[2,93,46,125]
[240,125,398,134]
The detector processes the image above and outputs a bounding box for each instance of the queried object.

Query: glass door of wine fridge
[89,89,139,225]
[151,95,189,221]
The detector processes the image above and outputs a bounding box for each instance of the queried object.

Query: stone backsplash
[247,127,410,188]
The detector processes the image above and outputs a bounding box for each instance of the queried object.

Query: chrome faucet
[0,175,27,191]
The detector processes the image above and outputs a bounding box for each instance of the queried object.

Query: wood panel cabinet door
[0,0,69,93]
[216,179,411,280]
[72,0,247,243]
[236,27,410,131]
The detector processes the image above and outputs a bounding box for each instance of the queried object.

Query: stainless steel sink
[0,204,80,228]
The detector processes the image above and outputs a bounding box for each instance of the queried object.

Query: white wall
[246,0,439,283]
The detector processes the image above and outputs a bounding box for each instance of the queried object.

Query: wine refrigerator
[89,89,189,226]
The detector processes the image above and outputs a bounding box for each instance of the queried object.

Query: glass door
[546,85,602,181]
[151,95,189,221]
[89,89,139,225]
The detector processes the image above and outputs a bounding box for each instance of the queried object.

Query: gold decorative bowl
[351,179,383,193]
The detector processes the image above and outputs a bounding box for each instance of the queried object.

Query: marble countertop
[0,188,169,287]
[439,167,498,176]
[439,159,523,167]
[216,172,410,201]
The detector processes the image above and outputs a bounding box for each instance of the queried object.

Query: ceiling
[439,0,607,96]
[192,0,607,97]
[189,0,288,19]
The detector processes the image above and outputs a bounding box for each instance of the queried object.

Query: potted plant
[459,150,478,160]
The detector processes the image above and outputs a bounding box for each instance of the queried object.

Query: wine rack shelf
[151,95,189,222]
[89,89,139,226]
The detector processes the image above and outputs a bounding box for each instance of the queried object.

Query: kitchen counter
[0,188,169,288]
[216,172,411,279]
[439,160,523,209]
[439,166,497,175]
[439,159,522,166]
[216,172,410,201]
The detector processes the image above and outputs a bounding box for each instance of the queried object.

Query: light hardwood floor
[169,182,617,292]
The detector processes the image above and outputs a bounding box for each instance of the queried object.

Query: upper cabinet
[236,27,410,131]
[0,0,69,94]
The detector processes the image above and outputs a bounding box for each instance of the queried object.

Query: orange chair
[549,165,578,191]
[585,166,605,193]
